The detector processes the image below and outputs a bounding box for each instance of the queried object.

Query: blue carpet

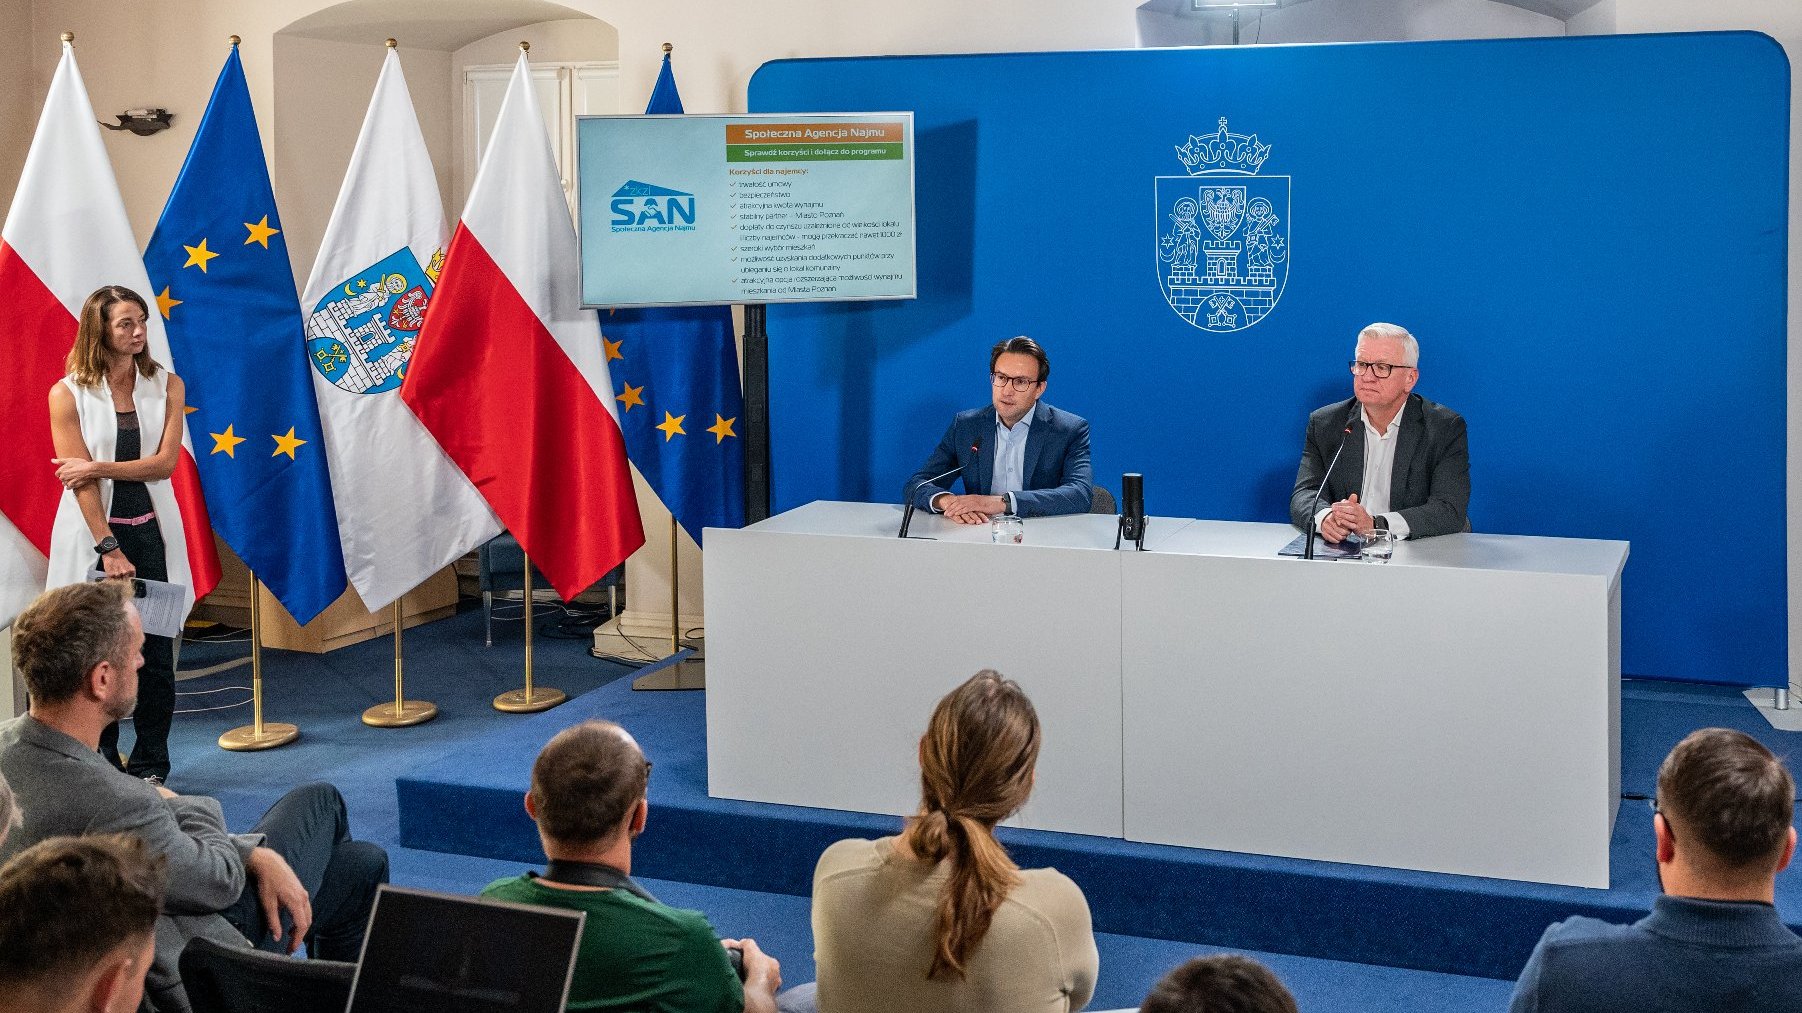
[397,669,1802,982]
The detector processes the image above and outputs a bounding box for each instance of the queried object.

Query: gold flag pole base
[220,573,300,750]
[494,549,565,713]
[362,699,438,727]
[219,722,299,751]
[493,686,567,713]
[364,601,437,727]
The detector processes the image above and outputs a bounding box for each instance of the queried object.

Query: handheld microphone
[1118,473,1146,550]
[899,461,968,538]
[1302,405,1360,561]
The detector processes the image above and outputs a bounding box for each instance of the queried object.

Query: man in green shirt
[482,720,783,1013]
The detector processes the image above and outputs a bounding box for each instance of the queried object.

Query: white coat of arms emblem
[1156,119,1290,332]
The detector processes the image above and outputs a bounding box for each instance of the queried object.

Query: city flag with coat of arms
[601,49,747,543]
[402,49,645,600]
[143,43,347,625]
[301,44,500,612]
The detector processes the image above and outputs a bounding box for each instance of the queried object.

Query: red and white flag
[0,39,218,625]
[402,51,645,598]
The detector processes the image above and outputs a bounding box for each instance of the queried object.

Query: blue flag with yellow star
[603,52,746,543]
[143,46,346,624]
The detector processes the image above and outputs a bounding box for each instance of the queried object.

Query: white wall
[272,36,454,285]
[0,0,38,217]
[1137,0,1563,47]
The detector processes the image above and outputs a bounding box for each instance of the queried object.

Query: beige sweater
[812,836,1099,1013]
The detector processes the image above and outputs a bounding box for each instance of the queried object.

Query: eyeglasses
[1648,797,1675,841]
[1349,360,1414,379]
[991,371,1041,392]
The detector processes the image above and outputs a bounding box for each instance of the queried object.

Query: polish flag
[0,39,218,624]
[401,51,645,598]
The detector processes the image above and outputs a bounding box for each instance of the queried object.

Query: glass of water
[1361,528,1395,563]
[992,513,1024,545]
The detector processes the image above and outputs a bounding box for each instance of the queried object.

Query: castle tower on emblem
[1156,118,1290,333]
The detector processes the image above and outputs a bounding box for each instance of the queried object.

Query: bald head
[528,721,648,847]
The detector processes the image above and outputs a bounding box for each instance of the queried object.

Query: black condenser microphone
[898,437,979,539]
[1119,473,1146,550]
[1301,405,1360,561]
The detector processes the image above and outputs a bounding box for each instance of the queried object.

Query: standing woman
[45,285,187,783]
[810,670,1098,1013]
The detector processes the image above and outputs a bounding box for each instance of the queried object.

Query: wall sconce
[102,108,173,136]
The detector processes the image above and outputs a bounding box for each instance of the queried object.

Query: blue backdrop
[749,33,1790,687]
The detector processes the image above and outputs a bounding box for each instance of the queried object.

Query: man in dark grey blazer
[905,335,1094,523]
[1290,322,1470,542]
[0,581,387,1013]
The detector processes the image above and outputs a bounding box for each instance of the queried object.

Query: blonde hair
[901,670,1041,980]
[66,286,159,388]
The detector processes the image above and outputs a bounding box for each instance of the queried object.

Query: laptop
[345,885,585,1013]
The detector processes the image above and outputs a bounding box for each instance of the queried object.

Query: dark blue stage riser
[396,677,1802,983]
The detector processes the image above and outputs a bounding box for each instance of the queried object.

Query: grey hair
[1358,322,1419,367]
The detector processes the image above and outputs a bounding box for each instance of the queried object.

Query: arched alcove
[271,0,614,278]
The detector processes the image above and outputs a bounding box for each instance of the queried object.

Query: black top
[110,411,154,519]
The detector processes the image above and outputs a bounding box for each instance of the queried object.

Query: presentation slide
[576,113,917,307]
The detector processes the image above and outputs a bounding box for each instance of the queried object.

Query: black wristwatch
[1372,515,1389,532]
[95,535,121,555]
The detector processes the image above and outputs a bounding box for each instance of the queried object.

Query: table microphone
[898,462,967,538]
[1119,473,1146,550]
[1302,405,1360,561]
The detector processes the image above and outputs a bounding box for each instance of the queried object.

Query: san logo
[1154,118,1290,333]
[610,180,697,233]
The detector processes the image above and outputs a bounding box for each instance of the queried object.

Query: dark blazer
[1288,393,1470,539]
[0,714,255,1013]
[904,402,1094,518]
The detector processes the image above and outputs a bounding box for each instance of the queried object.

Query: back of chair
[179,937,356,1013]
[1089,485,1117,514]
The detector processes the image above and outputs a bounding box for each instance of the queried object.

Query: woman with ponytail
[809,670,1097,1012]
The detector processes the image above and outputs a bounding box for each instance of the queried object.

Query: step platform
[397,675,1802,981]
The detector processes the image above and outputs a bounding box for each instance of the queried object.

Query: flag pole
[495,550,566,712]
[633,515,707,690]
[363,599,437,726]
[219,573,299,750]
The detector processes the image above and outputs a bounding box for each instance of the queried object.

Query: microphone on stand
[1118,473,1146,551]
[1302,405,1361,561]
[899,438,980,538]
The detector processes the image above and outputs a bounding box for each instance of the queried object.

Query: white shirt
[1314,400,1412,539]
[930,407,1033,514]
[989,408,1033,515]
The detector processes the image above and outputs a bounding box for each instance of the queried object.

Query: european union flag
[143,46,346,623]
[604,51,746,542]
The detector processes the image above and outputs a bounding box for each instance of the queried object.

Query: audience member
[0,833,168,1013]
[1510,727,1802,1011]
[483,719,785,1013]
[0,769,17,847]
[0,581,388,1013]
[1139,954,1297,1013]
[810,670,1098,1013]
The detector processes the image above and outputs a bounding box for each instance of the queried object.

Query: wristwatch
[94,535,121,555]
[1372,515,1389,532]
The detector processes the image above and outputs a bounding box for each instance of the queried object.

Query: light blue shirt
[991,408,1033,515]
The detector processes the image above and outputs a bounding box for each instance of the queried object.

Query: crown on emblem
[1175,118,1272,175]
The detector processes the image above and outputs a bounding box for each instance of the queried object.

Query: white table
[1121,521,1627,887]
[705,502,1627,886]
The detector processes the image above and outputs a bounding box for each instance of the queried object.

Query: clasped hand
[52,457,101,490]
[1320,493,1373,543]
[935,493,1008,525]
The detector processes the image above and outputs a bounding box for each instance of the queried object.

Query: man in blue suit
[1509,728,1802,1012]
[904,336,1093,523]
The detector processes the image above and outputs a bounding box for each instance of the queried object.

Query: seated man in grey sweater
[1510,727,1802,1012]
[0,581,387,1013]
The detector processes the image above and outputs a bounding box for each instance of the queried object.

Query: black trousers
[98,517,177,779]
[220,782,390,961]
